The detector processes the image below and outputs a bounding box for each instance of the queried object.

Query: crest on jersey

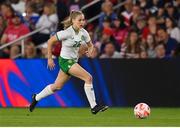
[81,35,85,41]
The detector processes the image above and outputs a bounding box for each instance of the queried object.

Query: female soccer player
[29,10,108,114]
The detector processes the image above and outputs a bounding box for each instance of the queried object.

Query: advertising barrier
[0,59,180,107]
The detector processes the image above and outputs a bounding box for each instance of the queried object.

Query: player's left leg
[68,63,108,114]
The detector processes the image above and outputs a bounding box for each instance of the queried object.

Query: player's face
[73,14,85,29]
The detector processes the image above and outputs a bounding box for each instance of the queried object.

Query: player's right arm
[47,29,70,70]
[47,35,58,70]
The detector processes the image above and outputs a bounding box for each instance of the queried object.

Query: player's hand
[85,51,91,57]
[86,47,94,58]
[47,58,55,70]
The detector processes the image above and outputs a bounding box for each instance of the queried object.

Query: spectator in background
[164,2,179,22]
[155,42,167,59]
[142,16,158,40]
[95,26,112,54]
[146,34,156,58]
[112,15,128,47]
[0,11,8,58]
[0,13,30,58]
[98,0,117,29]
[177,0,180,13]
[9,45,20,59]
[100,42,121,58]
[133,15,146,38]
[148,0,164,16]
[51,41,61,57]
[156,7,165,27]
[96,16,112,40]
[39,43,48,58]
[138,0,150,15]
[67,0,86,11]
[0,15,6,39]
[165,17,180,43]
[131,4,145,26]
[29,0,44,14]
[24,2,40,30]
[88,30,95,43]
[108,0,118,5]
[0,13,30,45]
[24,42,37,58]
[10,0,25,14]
[177,0,180,28]
[157,28,178,56]
[0,0,179,59]
[33,3,58,45]
[1,3,15,26]
[121,31,141,58]
[121,0,133,27]
[95,27,119,55]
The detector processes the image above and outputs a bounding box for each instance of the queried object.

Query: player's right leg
[29,70,71,112]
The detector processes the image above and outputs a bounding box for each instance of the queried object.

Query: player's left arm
[86,41,94,57]
[83,29,94,57]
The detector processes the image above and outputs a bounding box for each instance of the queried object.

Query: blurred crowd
[0,0,180,59]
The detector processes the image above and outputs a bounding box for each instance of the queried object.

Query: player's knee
[51,83,62,91]
[84,74,93,84]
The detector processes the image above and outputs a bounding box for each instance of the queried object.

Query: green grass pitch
[0,107,180,126]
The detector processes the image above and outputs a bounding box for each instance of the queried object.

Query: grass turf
[0,107,180,126]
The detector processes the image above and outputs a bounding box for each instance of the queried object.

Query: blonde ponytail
[61,16,72,29]
[61,10,83,29]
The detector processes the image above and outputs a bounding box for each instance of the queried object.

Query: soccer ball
[134,103,150,119]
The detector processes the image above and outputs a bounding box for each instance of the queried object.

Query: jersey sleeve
[82,29,91,43]
[56,29,71,41]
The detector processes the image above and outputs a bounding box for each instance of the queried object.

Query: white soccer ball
[134,103,150,119]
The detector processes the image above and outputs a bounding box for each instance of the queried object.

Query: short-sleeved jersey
[56,26,91,61]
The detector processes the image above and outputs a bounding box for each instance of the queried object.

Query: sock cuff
[84,83,93,88]
[47,85,53,93]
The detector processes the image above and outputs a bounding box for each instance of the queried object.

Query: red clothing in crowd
[4,24,30,43]
[113,28,128,46]
[4,15,14,26]
[142,27,150,40]
[121,11,133,27]
[142,26,158,40]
